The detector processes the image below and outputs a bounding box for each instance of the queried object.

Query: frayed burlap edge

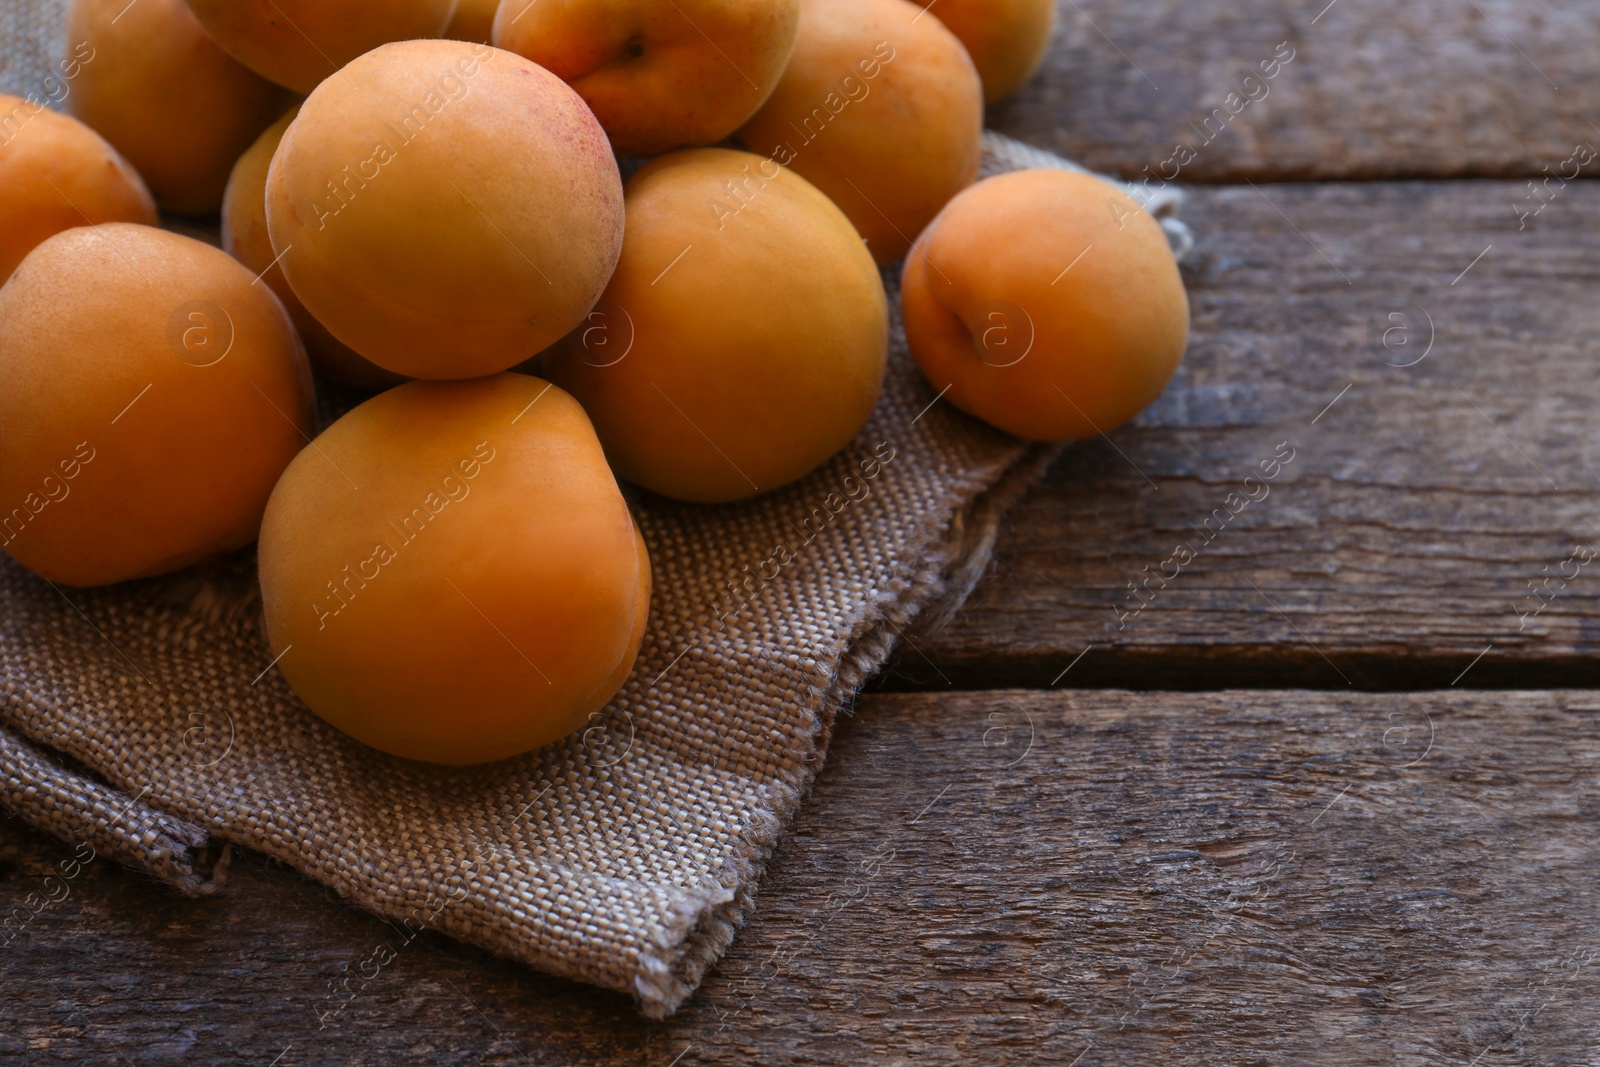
[628,439,1061,1016]
[0,724,224,895]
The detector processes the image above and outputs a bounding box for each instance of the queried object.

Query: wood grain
[991,0,1600,180]
[3,689,1597,1065]
[896,179,1600,690]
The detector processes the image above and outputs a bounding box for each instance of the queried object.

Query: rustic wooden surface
[5,690,1599,1065]
[6,1,1600,1063]
[991,0,1600,181]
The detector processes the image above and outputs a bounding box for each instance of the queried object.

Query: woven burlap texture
[0,4,1188,1016]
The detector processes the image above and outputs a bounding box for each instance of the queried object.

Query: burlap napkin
[0,3,1188,1015]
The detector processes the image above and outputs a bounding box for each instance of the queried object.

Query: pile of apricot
[0,0,1187,765]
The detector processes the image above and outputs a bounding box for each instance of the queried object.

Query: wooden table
[6,2,1600,1062]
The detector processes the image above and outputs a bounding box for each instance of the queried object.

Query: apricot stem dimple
[960,313,984,364]
[495,0,800,156]
[920,259,985,365]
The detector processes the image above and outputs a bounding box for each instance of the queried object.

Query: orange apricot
[737,0,982,264]
[0,223,313,587]
[493,0,799,156]
[0,94,156,283]
[265,41,625,380]
[67,0,289,215]
[542,148,888,504]
[257,374,650,766]
[912,0,1056,102]
[222,108,404,391]
[183,0,457,93]
[901,169,1189,442]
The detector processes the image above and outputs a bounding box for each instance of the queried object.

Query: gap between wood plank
[868,649,1600,694]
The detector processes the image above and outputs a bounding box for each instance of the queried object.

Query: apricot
[183,0,457,94]
[901,169,1189,442]
[913,0,1056,102]
[737,0,982,264]
[266,41,625,380]
[542,148,887,503]
[0,95,156,282]
[223,109,404,391]
[493,0,799,156]
[67,0,289,215]
[0,223,313,587]
[446,0,502,44]
[257,374,651,766]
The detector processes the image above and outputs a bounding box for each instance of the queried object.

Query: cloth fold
[1,1,1187,1016]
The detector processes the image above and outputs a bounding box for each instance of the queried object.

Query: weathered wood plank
[4,689,1598,1065]
[902,179,1600,690]
[992,0,1600,180]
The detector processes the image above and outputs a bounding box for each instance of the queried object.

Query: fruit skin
[183,0,457,94]
[737,0,982,264]
[265,40,625,380]
[67,0,290,215]
[0,94,157,282]
[542,148,888,504]
[446,0,502,43]
[0,223,313,587]
[257,374,651,766]
[900,168,1189,442]
[914,0,1055,103]
[493,0,799,157]
[222,108,405,391]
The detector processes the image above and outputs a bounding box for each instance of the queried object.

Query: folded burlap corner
[0,3,1189,1017]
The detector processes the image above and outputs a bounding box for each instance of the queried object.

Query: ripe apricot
[912,0,1056,102]
[446,0,502,43]
[223,108,404,391]
[67,0,289,215]
[493,0,799,156]
[257,375,651,766]
[0,95,156,282]
[0,223,313,587]
[265,41,625,380]
[738,0,982,264]
[183,0,457,94]
[542,148,887,503]
[901,169,1189,442]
